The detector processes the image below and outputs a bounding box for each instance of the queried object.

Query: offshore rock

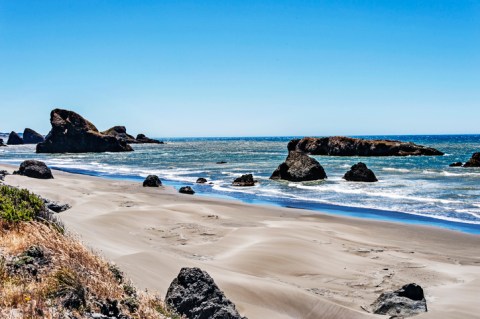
[13,160,53,179]
[7,131,24,145]
[343,162,378,182]
[102,126,137,144]
[463,152,480,167]
[23,128,45,144]
[143,175,162,187]
[449,162,463,167]
[372,283,427,317]
[232,174,256,186]
[270,151,327,182]
[0,138,5,146]
[165,267,246,319]
[196,178,208,183]
[179,186,195,195]
[36,109,133,153]
[290,136,444,156]
[135,134,163,144]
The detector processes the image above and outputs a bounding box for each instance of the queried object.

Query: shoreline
[4,160,479,235]
[1,163,480,318]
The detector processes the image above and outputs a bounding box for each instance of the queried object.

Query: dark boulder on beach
[166,267,246,319]
[13,160,53,179]
[196,178,208,184]
[43,198,71,213]
[449,162,463,167]
[143,175,162,187]
[343,162,378,182]
[7,131,24,145]
[135,134,164,144]
[36,109,133,153]
[463,152,480,168]
[102,126,137,144]
[23,128,45,144]
[179,186,195,195]
[289,136,444,156]
[371,283,427,317]
[270,151,327,182]
[232,174,256,186]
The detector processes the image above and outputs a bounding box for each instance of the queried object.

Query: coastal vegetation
[0,184,176,319]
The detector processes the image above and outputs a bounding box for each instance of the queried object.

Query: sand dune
[2,164,479,318]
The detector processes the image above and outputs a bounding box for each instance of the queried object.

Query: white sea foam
[382,167,411,173]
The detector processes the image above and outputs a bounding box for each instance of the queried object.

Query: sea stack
[463,152,480,167]
[102,126,137,144]
[7,131,24,145]
[270,150,327,182]
[36,109,133,153]
[289,136,444,156]
[343,162,378,182]
[23,128,45,144]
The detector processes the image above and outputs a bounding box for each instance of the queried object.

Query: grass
[0,186,180,319]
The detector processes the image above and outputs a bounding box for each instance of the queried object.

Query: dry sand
[2,164,479,318]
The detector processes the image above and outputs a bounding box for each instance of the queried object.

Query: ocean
[1,135,480,234]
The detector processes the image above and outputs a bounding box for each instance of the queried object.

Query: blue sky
[0,0,479,137]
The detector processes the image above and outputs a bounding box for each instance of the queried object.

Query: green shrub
[0,185,45,222]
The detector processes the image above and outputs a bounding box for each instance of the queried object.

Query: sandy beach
[1,163,479,319]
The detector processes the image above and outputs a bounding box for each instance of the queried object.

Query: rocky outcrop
[371,283,427,317]
[13,160,53,179]
[179,186,195,195]
[289,136,444,156]
[165,267,246,319]
[102,126,137,144]
[42,198,71,213]
[196,178,208,184]
[449,162,463,167]
[36,109,133,153]
[0,138,6,146]
[232,174,256,186]
[463,152,480,167]
[343,162,378,182]
[135,134,163,144]
[23,128,45,144]
[143,175,162,187]
[7,131,24,145]
[270,151,327,182]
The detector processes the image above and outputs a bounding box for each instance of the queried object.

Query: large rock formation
[289,136,444,156]
[270,151,327,182]
[463,152,480,167]
[232,174,256,186]
[13,160,53,179]
[101,126,137,144]
[23,128,45,144]
[371,283,427,317]
[36,109,133,153]
[165,267,246,319]
[7,131,24,145]
[135,134,163,144]
[343,162,378,182]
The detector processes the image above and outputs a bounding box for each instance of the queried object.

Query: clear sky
[0,0,479,137]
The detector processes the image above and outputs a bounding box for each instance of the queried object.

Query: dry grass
[0,221,179,319]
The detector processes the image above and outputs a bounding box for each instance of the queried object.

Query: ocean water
[1,135,480,234]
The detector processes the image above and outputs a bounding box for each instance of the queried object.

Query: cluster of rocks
[371,283,427,317]
[43,197,71,213]
[6,245,50,278]
[450,152,480,168]
[165,267,247,319]
[270,139,379,183]
[102,126,163,144]
[4,128,45,145]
